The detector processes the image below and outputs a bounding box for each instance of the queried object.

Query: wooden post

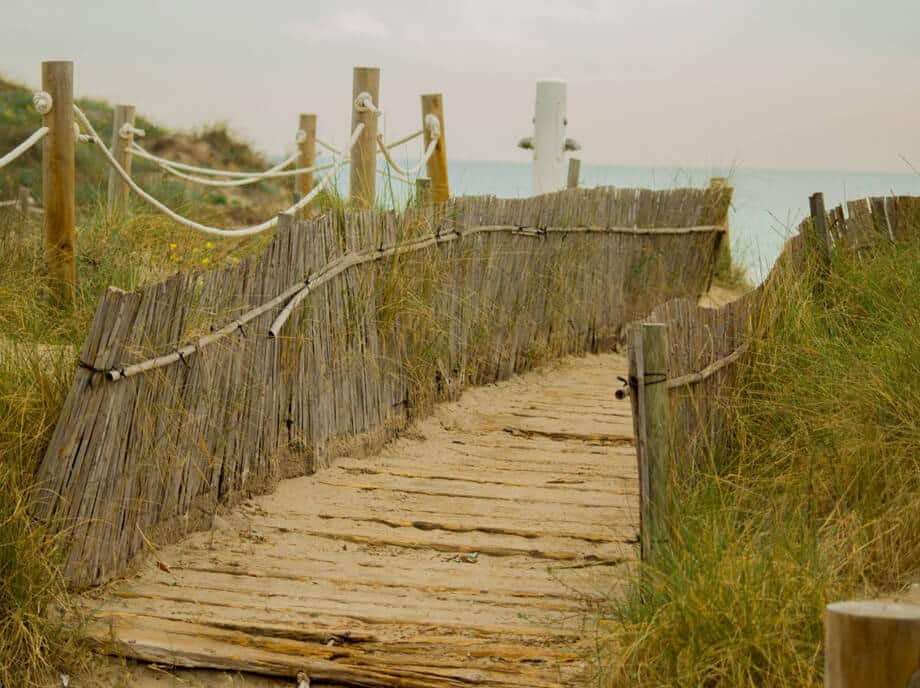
[17,186,31,216]
[350,67,379,208]
[627,328,649,562]
[641,323,671,564]
[297,113,317,217]
[709,176,732,289]
[421,93,449,203]
[566,158,581,189]
[825,600,920,687]
[809,191,832,264]
[42,60,76,306]
[107,104,136,213]
[415,177,431,207]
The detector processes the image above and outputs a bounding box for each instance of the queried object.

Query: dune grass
[600,239,920,687]
[0,200,281,685]
[0,71,300,685]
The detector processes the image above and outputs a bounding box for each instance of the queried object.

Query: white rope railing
[375,113,439,178]
[383,128,424,150]
[320,126,423,162]
[127,145,300,179]
[316,138,342,156]
[377,166,411,185]
[75,103,363,237]
[129,144,335,187]
[0,200,19,208]
[377,135,438,178]
[0,127,49,169]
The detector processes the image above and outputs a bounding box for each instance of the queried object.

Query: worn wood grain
[83,354,637,687]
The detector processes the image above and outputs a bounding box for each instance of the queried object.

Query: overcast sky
[2,0,919,172]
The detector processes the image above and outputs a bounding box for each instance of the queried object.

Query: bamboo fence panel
[628,194,920,552]
[34,186,730,587]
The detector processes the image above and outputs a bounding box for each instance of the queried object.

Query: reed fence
[33,185,730,587]
[628,193,920,563]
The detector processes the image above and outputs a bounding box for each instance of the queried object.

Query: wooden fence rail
[33,185,731,588]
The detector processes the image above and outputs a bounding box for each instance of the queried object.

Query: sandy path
[79,353,638,687]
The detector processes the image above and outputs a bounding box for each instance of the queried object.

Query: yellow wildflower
[205,242,213,249]
[169,242,177,250]
[201,257,210,265]
[170,254,179,262]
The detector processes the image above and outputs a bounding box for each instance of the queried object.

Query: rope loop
[73,122,95,144]
[424,114,441,140]
[32,91,53,115]
[354,92,382,117]
[295,129,307,145]
[119,123,145,140]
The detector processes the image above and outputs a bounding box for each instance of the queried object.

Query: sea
[370,161,920,283]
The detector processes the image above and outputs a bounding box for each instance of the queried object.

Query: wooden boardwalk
[83,353,639,687]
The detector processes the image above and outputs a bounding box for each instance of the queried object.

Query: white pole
[532,79,567,195]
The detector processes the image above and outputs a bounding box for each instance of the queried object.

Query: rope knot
[73,122,95,143]
[32,91,53,115]
[119,123,145,140]
[295,129,308,145]
[354,92,381,117]
[424,114,441,140]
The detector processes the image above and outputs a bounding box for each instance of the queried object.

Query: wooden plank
[86,614,580,687]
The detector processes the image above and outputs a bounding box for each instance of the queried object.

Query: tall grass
[601,240,920,687]
[0,201,275,685]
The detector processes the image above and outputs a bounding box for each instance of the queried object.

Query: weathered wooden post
[809,191,832,264]
[41,60,76,306]
[107,104,136,213]
[17,185,31,216]
[350,67,379,208]
[415,177,432,207]
[709,176,730,218]
[421,93,449,203]
[825,600,920,687]
[566,158,581,189]
[640,322,671,564]
[297,113,317,216]
[708,176,732,288]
